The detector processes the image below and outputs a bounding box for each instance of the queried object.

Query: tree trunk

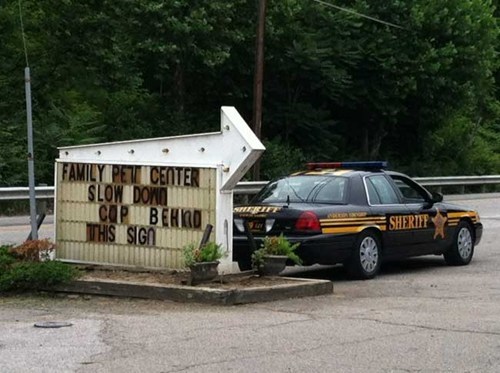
[361,123,387,159]
[174,62,185,113]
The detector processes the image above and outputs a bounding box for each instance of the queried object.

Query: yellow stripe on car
[322,224,387,234]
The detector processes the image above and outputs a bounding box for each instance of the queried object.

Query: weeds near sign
[0,242,80,293]
[8,238,54,261]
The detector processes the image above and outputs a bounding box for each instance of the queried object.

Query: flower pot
[257,255,287,276]
[189,261,220,284]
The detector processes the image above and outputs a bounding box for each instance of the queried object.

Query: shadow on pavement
[283,255,448,282]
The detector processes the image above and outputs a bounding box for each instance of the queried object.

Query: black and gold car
[233,162,483,279]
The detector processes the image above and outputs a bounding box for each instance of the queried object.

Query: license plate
[247,220,265,232]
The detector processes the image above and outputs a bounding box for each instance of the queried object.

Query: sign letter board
[55,162,216,268]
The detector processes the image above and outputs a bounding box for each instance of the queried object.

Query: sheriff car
[232,162,483,279]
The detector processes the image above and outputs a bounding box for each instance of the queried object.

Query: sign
[56,163,215,268]
[55,107,265,272]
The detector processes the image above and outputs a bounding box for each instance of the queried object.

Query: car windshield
[253,175,348,204]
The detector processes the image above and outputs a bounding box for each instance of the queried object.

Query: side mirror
[431,191,443,203]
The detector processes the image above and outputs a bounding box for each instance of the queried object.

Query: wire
[312,0,405,30]
[18,0,29,66]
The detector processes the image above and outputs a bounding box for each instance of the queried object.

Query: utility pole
[18,0,37,240]
[25,67,37,240]
[251,0,267,181]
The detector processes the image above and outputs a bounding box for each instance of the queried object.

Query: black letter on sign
[150,208,158,225]
[109,225,116,242]
[88,185,95,201]
[127,226,135,244]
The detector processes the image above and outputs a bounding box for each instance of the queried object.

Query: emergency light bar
[306,161,388,170]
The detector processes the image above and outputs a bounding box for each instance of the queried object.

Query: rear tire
[444,221,474,266]
[346,231,381,280]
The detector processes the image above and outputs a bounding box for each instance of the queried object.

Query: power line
[312,0,405,30]
[18,0,29,66]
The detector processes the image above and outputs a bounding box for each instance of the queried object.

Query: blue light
[340,161,388,169]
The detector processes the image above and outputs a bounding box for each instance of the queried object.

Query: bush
[259,139,307,180]
[0,246,15,271]
[0,243,80,293]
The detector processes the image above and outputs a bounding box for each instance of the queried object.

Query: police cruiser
[233,162,483,279]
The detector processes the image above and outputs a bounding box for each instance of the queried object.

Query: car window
[253,175,347,204]
[365,178,381,204]
[314,177,347,203]
[390,176,428,204]
[365,175,400,205]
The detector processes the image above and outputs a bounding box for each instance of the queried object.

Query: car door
[364,174,412,258]
[388,174,444,254]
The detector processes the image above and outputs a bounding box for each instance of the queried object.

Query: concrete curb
[49,277,333,305]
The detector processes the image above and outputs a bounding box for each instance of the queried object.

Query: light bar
[306,161,388,170]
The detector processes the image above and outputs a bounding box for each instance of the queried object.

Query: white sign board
[55,107,264,272]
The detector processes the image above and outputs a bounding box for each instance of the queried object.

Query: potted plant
[251,234,302,276]
[182,241,225,284]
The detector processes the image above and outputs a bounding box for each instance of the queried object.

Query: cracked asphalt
[1,197,499,372]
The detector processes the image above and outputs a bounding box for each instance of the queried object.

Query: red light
[306,162,341,170]
[306,161,388,170]
[295,211,321,232]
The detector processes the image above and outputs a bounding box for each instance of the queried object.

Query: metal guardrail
[1,175,500,200]
[414,175,500,187]
[0,186,55,201]
[234,181,268,195]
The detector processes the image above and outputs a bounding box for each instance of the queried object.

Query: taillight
[295,211,321,232]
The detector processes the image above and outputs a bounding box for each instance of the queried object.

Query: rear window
[253,175,348,204]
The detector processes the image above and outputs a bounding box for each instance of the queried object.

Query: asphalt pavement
[1,196,499,372]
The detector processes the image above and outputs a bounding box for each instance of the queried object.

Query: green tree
[0,0,499,188]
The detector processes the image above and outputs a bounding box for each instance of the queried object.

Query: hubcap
[457,227,472,259]
[360,236,379,273]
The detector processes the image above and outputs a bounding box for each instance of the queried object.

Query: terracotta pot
[189,261,219,284]
[257,255,287,276]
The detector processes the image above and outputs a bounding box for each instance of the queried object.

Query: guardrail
[413,175,500,187]
[1,175,500,201]
[0,186,55,201]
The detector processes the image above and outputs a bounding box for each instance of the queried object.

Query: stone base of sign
[48,277,333,305]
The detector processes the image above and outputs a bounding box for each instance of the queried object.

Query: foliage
[0,261,79,292]
[0,0,499,185]
[0,243,80,293]
[9,238,54,261]
[259,138,306,180]
[0,246,15,271]
[251,234,302,271]
[182,241,225,267]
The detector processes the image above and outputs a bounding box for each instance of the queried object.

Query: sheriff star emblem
[432,208,448,239]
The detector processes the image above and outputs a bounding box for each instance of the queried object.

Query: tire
[444,221,474,266]
[345,231,382,280]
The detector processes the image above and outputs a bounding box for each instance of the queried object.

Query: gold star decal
[432,208,448,239]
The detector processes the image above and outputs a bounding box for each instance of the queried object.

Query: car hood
[439,202,478,213]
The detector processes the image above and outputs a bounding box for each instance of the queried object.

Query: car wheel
[346,231,381,280]
[444,221,474,266]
